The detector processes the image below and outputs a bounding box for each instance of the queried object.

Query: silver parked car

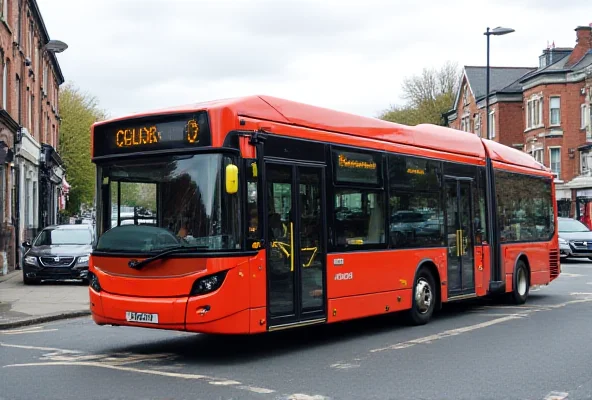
[558,217,592,260]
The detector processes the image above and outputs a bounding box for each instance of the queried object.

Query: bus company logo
[338,154,376,170]
[334,272,353,281]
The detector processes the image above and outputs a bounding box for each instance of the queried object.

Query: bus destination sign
[93,111,211,158]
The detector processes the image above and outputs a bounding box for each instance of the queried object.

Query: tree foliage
[58,82,108,214]
[379,61,461,126]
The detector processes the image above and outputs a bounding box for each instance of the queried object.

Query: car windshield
[95,153,241,253]
[34,228,92,246]
[558,219,590,233]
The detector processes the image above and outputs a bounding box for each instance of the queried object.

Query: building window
[28,23,33,59]
[581,104,590,130]
[488,111,495,138]
[526,97,542,129]
[2,60,6,111]
[550,147,561,178]
[27,91,32,129]
[474,114,481,137]
[532,148,543,164]
[581,151,592,175]
[16,75,21,124]
[550,96,561,126]
[0,0,6,19]
[43,63,48,94]
[463,84,469,105]
[460,115,470,132]
[0,165,4,223]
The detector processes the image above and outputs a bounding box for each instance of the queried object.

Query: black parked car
[22,224,95,285]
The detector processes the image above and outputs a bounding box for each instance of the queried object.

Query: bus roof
[94,95,548,173]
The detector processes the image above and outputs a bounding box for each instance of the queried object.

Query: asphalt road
[1,260,592,400]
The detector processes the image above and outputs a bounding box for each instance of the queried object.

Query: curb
[0,310,91,330]
[0,270,19,283]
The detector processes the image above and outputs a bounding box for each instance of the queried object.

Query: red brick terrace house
[446,25,592,220]
[519,25,592,218]
[445,65,536,148]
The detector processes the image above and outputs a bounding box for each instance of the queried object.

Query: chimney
[566,25,592,67]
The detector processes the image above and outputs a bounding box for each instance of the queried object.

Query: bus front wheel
[407,267,436,325]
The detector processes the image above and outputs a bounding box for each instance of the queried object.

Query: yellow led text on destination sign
[406,168,425,175]
[116,126,161,148]
[338,154,376,170]
[186,119,199,144]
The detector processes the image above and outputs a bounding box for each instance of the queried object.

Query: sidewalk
[0,270,90,329]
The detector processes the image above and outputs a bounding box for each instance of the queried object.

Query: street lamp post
[484,26,515,140]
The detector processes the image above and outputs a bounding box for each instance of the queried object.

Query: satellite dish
[44,40,68,53]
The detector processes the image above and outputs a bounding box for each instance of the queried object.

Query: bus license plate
[125,312,159,324]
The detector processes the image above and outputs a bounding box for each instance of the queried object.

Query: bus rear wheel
[510,260,529,305]
[407,267,436,325]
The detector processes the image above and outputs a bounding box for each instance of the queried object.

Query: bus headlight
[190,270,228,296]
[88,271,101,293]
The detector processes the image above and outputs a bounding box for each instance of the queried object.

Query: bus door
[264,161,326,329]
[445,177,476,297]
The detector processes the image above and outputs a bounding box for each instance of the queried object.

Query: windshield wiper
[128,246,208,270]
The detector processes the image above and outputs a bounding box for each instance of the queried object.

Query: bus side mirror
[225,164,239,194]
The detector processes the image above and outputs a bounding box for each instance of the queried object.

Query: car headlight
[77,255,90,265]
[24,256,38,266]
[558,238,567,244]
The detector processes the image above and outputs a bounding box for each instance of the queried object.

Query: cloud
[38,0,591,119]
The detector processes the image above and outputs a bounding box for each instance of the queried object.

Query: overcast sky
[39,0,590,120]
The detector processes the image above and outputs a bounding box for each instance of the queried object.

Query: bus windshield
[95,153,241,253]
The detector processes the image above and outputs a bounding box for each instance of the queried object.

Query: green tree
[379,61,461,126]
[58,82,108,214]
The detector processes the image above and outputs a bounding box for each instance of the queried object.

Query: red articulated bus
[88,95,560,333]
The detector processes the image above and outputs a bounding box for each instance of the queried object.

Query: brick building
[446,24,592,220]
[520,25,592,218]
[0,0,66,275]
[445,66,536,148]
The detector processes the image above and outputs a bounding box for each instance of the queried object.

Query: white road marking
[1,328,58,335]
[0,326,58,335]
[286,395,329,400]
[240,386,276,394]
[369,296,592,354]
[370,314,521,353]
[0,342,81,354]
[543,391,569,400]
[3,361,278,395]
[558,272,583,277]
[330,362,360,369]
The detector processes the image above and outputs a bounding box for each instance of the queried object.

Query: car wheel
[23,274,39,285]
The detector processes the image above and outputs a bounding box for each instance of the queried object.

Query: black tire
[407,266,436,325]
[510,259,529,305]
[23,274,39,285]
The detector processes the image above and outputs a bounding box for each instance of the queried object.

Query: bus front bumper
[89,288,253,334]
[90,288,188,330]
